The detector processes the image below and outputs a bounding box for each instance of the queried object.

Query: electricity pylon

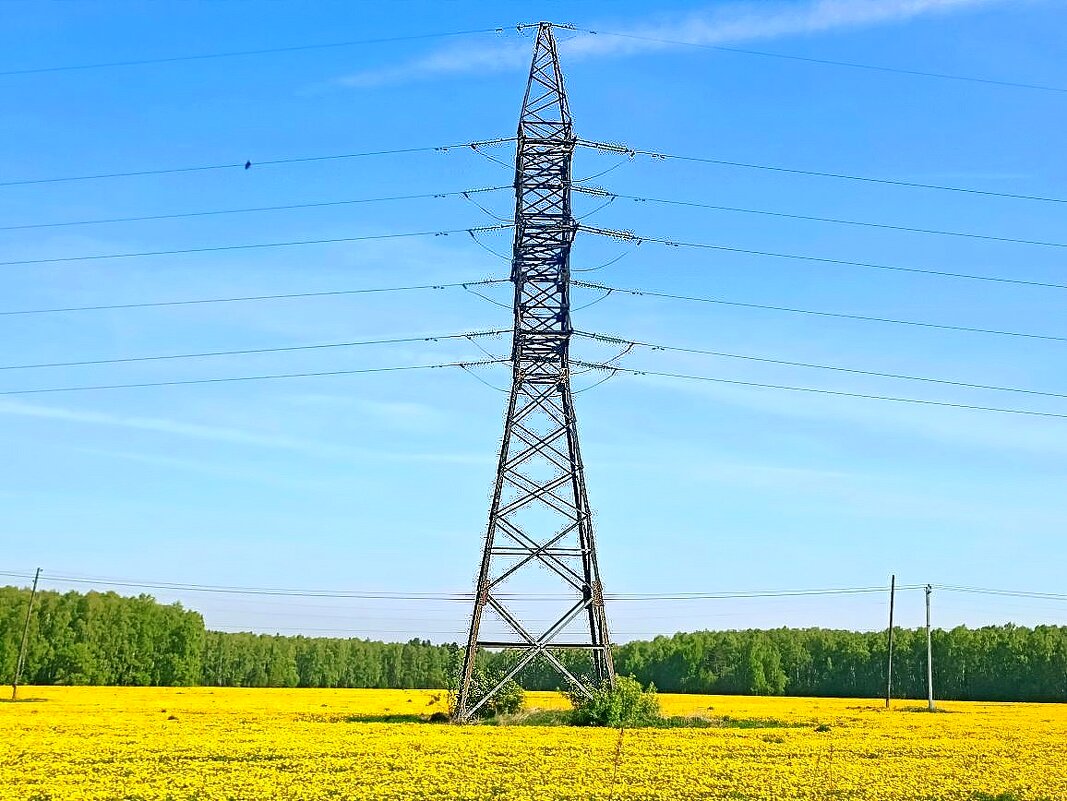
[453,22,614,721]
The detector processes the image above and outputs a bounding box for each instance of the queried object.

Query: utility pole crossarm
[454,23,614,722]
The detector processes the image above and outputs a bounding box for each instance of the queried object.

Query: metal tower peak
[520,23,571,135]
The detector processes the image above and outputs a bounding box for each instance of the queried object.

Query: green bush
[486,679,524,717]
[449,675,525,720]
[569,675,660,727]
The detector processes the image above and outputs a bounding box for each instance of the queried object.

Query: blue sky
[1,0,1065,641]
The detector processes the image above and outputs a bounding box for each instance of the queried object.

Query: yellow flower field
[1,687,1064,800]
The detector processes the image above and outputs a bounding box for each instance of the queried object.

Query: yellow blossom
[1,687,1064,800]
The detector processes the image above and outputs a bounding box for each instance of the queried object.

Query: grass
[343,713,439,724]
[480,709,574,726]
[718,716,809,730]
[343,709,576,726]
[342,709,825,730]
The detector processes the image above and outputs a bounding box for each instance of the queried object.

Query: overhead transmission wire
[572,251,631,273]
[614,586,926,601]
[3,280,1063,401]
[467,144,515,171]
[7,18,1059,95]
[0,331,509,372]
[571,340,635,381]
[934,585,1067,602]
[0,27,517,76]
[576,332,1067,401]
[0,137,514,188]
[0,278,508,317]
[462,283,512,309]
[577,221,1067,292]
[0,341,1062,419]
[0,224,513,267]
[11,181,1066,292]
[577,139,1067,206]
[1,319,1059,408]
[0,569,933,602]
[15,569,1066,604]
[458,363,510,393]
[569,27,1067,95]
[0,359,507,397]
[0,186,510,231]
[459,190,513,223]
[574,186,1067,253]
[455,335,512,392]
[214,625,470,636]
[462,332,510,363]
[0,570,472,600]
[467,229,513,262]
[572,279,1067,344]
[571,359,1067,421]
[11,227,1061,335]
[12,209,1064,294]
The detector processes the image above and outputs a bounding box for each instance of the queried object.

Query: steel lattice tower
[454,23,614,721]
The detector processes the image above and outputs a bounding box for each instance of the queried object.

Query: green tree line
[0,586,203,685]
[2,586,1065,701]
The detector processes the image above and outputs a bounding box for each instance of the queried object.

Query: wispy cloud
[339,0,1001,87]
[280,393,445,430]
[0,399,489,464]
[0,399,315,450]
[74,447,325,490]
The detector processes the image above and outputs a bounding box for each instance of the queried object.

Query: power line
[577,139,1067,206]
[214,625,468,636]
[573,28,1067,95]
[0,186,509,231]
[0,225,513,267]
[0,359,507,397]
[0,330,508,372]
[0,137,513,188]
[8,568,1066,604]
[0,569,930,602]
[577,187,1067,252]
[11,19,1058,96]
[935,585,1067,602]
[0,571,470,600]
[610,586,923,601]
[573,279,1067,343]
[578,221,1067,291]
[0,27,514,76]
[215,626,472,636]
[572,360,1067,420]
[577,331,1067,401]
[459,190,514,224]
[0,278,507,317]
[9,274,1060,378]
[22,569,1067,604]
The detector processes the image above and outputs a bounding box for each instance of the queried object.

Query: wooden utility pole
[926,584,935,712]
[885,574,896,709]
[12,567,42,701]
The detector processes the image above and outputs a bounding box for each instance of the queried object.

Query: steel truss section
[454,23,614,722]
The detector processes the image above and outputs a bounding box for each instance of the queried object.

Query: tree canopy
[2,586,1064,701]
